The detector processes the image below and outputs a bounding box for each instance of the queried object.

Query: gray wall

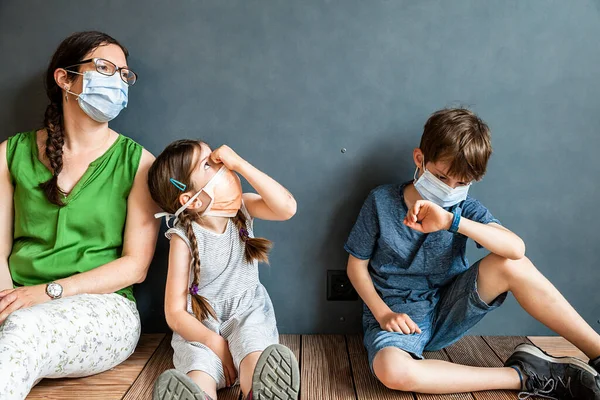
[1,0,599,335]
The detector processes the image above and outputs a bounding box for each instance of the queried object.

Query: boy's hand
[210,145,244,172]
[378,311,422,334]
[206,333,237,387]
[403,200,453,233]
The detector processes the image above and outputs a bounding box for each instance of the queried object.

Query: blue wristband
[448,206,462,233]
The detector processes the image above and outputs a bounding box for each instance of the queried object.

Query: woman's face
[63,43,128,97]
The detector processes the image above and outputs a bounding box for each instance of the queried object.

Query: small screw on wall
[341,148,347,153]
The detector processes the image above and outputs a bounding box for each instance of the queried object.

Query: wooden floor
[27,334,588,400]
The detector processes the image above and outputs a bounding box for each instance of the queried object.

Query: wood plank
[122,334,241,400]
[218,385,242,400]
[482,336,530,363]
[122,333,175,400]
[301,335,356,400]
[280,334,301,365]
[528,336,589,362]
[31,334,165,389]
[346,334,412,400]
[444,336,518,400]
[28,385,130,400]
[416,350,474,400]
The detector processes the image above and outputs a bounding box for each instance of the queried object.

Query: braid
[179,212,217,321]
[232,210,272,264]
[38,102,66,206]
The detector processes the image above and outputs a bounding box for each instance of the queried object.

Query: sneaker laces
[518,372,574,400]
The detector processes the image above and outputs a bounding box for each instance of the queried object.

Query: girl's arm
[165,235,237,386]
[0,149,161,322]
[0,141,14,292]
[210,146,296,221]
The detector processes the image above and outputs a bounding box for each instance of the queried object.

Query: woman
[0,31,159,399]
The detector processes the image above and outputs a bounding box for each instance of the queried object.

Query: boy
[345,108,600,399]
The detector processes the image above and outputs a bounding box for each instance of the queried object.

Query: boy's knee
[482,253,535,282]
[372,348,418,391]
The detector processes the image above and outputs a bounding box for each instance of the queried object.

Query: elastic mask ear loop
[154,189,204,229]
[63,69,84,100]
[414,160,425,182]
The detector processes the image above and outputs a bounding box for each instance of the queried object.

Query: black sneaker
[247,344,300,400]
[591,356,600,374]
[505,343,600,399]
[153,369,213,400]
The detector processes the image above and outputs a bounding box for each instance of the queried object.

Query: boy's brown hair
[420,108,492,182]
[148,139,272,321]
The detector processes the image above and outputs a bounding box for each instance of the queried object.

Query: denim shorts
[363,260,507,369]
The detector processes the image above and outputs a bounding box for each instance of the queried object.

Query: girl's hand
[0,285,49,324]
[210,145,245,172]
[377,311,422,334]
[403,200,454,233]
[206,332,238,387]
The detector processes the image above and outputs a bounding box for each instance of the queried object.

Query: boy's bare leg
[373,347,521,393]
[477,254,600,360]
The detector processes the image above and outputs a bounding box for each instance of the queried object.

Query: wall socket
[327,270,358,301]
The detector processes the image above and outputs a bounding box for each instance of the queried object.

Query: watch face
[47,283,62,298]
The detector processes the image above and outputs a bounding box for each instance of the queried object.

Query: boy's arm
[456,220,525,260]
[347,255,421,334]
[404,200,525,260]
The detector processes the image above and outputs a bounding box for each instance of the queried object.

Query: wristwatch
[46,282,63,300]
[448,206,462,233]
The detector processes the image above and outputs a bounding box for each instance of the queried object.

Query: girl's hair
[148,139,273,321]
[40,31,129,206]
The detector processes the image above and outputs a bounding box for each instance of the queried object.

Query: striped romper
[165,204,279,389]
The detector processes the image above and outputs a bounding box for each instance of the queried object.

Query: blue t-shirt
[344,182,500,317]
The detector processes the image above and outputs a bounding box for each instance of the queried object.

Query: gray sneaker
[247,344,300,400]
[505,343,600,400]
[591,356,600,374]
[153,369,213,400]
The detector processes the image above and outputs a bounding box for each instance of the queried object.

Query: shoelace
[518,373,574,400]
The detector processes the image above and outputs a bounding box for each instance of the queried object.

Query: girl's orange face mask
[199,165,242,217]
[154,165,242,228]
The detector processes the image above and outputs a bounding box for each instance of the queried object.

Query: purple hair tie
[239,227,249,242]
[189,284,199,296]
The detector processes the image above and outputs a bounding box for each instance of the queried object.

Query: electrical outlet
[327,270,358,301]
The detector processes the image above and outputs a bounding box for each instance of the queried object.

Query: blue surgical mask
[66,71,128,123]
[413,164,471,208]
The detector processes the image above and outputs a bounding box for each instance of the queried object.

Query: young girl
[148,140,300,400]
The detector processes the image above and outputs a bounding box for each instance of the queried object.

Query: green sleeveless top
[6,130,143,302]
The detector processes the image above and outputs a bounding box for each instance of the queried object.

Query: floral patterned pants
[0,293,141,400]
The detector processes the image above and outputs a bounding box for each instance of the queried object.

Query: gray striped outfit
[165,204,278,389]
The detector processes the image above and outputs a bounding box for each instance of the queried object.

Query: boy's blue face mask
[66,70,128,123]
[413,163,471,208]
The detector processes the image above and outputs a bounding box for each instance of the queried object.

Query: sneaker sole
[513,343,598,377]
[153,369,209,400]
[252,344,300,400]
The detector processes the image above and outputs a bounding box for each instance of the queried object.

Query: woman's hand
[210,145,245,172]
[206,332,238,387]
[0,285,49,324]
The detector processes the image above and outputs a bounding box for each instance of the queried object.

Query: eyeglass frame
[63,57,138,86]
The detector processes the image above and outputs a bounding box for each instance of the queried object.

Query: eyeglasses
[64,57,138,86]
